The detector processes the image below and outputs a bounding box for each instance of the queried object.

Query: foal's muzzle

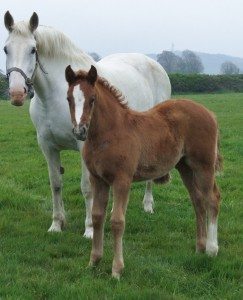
[72,124,88,141]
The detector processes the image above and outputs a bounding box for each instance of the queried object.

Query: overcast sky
[0,0,242,71]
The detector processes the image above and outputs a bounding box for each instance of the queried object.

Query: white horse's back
[98,53,171,110]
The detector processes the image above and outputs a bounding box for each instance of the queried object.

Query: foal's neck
[88,85,128,141]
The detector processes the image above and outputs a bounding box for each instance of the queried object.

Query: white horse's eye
[3,46,8,54]
[31,47,36,54]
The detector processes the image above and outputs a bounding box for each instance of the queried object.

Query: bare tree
[182,50,204,74]
[220,61,239,75]
[157,51,184,73]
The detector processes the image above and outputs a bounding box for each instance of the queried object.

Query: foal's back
[154,99,217,135]
[127,99,218,180]
[154,99,218,154]
[129,99,217,144]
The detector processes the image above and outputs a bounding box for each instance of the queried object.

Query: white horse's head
[4,11,39,106]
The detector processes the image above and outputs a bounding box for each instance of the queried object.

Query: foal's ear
[29,12,39,32]
[87,65,97,86]
[65,65,76,84]
[4,11,14,32]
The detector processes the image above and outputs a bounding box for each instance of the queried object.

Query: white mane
[11,21,94,65]
[11,21,32,37]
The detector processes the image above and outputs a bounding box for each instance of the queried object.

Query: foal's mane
[11,21,94,65]
[76,70,128,109]
[97,77,128,109]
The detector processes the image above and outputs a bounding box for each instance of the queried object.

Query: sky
[0,0,242,71]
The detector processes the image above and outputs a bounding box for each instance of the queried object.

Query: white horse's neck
[33,26,95,102]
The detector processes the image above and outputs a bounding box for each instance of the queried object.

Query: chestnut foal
[65,65,222,279]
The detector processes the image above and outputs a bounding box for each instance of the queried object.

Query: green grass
[0,93,242,299]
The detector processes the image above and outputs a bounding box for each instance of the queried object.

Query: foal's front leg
[89,176,109,266]
[111,178,131,279]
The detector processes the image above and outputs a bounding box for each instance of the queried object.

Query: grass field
[0,93,242,299]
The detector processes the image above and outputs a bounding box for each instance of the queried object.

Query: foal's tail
[215,129,223,175]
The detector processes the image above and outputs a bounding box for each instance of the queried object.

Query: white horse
[4,11,171,238]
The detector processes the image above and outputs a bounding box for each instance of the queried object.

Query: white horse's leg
[40,144,66,232]
[143,180,154,213]
[81,159,93,239]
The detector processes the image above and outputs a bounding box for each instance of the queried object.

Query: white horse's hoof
[143,205,154,214]
[143,194,154,213]
[48,221,63,232]
[206,243,218,256]
[83,227,93,239]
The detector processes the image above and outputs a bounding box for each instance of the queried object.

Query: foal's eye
[31,47,36,54]
[90,96,96,105]
[3,46,8,54]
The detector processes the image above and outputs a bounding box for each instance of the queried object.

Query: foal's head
[65,65,98,141]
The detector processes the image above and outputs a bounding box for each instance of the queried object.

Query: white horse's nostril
[9,87,28,106]
[9,86,27,96]
[81,126,86,135]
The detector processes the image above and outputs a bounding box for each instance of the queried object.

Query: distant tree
[89,52,101,62]
[220,61,239,75]
[157,51,185,73]
[0,71,8,99]
[182,50,204,74]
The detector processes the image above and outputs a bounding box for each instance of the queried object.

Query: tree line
[157,50,241,75]
[0,51,242,99]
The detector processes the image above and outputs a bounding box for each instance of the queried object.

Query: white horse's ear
[65,65,76,84]
[4,11,14,32]
[29,12,39,32]
[87,65,97,86]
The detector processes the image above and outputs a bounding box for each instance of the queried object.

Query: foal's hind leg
[176,161,207,252]
[193,168,220,256]
[143,180,154,213]
[205,181,220,256]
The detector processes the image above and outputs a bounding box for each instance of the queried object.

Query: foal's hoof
[206,243,219,257]
[48,220,65,232]
[112,260,124,280]
[83,227,93,239]
[196,240,206,253]
[89,258,101,267]
[112,270,121,280]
